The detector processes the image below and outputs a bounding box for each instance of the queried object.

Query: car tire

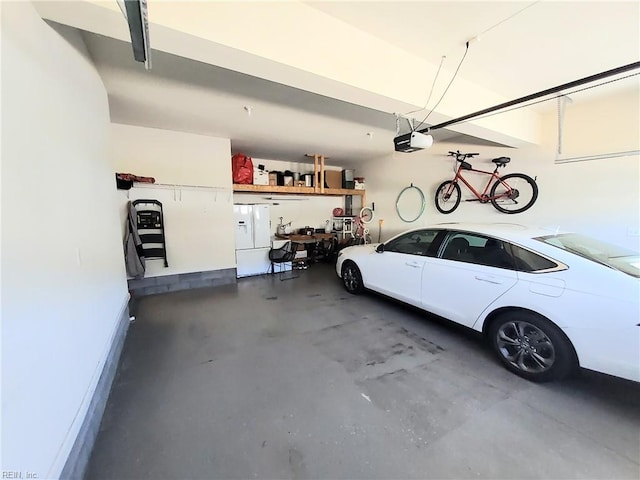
[488,311,577,382]
[341,261,364,295]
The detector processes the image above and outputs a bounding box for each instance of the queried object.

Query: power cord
[402,1,540,131]
[403,55,446,117]
[414,41,470,130]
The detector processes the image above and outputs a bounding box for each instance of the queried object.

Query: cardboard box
[253,169,269,185]
[268,172,277,186]
[316,170,342,189]
[284,176,293,186]
[326,170,342,189]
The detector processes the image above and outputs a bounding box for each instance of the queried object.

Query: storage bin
[253,169,269,185]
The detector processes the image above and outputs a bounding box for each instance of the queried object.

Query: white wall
[354,89,640,250]
[111,123,233,187]
[543,87,640,160]
[1,4,129,477]
[111,124,236,276]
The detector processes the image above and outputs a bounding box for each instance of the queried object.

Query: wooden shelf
[232,153,365,205]
[233,184,365,197]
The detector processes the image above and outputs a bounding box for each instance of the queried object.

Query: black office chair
[268,241,299,281]
[313,237,338,263]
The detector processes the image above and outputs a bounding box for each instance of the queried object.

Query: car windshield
[535,233,640,278]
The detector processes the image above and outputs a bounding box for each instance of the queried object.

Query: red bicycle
[435,150,538,214]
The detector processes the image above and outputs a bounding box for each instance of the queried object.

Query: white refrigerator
[234,204,271,277]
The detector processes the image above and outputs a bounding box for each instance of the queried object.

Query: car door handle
[405,261,423,268]
[475,275,503,284]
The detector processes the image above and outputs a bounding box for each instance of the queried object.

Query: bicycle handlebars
[448,150,479,162]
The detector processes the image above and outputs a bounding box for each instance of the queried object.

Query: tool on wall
[132,199,169,267]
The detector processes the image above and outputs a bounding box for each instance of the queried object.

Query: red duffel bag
[232,153,253,184]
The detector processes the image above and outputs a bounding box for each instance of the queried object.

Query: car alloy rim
[343,266,358,291]
[496,321,555,373]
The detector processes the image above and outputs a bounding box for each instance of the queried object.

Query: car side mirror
[376,244,385,253]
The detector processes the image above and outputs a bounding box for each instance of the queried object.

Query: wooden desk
[275,233,335,243]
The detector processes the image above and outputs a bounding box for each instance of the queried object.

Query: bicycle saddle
[492,157,511,165]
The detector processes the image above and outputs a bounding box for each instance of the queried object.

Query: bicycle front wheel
[490,173,538,214]
[435,181,461,214]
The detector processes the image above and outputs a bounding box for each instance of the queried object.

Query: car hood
[342,243,380,257]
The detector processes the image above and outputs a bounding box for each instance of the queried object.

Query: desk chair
[312,237,338,263]
[268,241,299,281]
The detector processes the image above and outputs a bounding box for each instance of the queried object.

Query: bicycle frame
[446,163,512,202]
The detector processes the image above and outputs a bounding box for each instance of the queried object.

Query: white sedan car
[336,223,639,382]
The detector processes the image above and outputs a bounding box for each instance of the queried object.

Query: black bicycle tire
[435,181,461,214]
[490,173,538,214]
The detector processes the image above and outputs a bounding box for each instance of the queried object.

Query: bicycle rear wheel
[435,181,461,214]
[490,173,538,214]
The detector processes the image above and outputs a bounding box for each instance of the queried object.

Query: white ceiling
[67,1,639,165]
[305,1,640,100]
[82,31,500,165]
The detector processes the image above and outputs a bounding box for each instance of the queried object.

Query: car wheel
[341,261,364,294]
[488,311,577,382]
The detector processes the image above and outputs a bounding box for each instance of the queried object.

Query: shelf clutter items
[231,152,365,201]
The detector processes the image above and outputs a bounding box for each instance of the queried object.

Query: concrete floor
[87,264,640,479]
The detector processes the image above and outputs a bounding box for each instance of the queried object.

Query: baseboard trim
[59,304,130,479]
[127,267,237,296]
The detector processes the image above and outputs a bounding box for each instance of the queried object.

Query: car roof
[422,222,566,241]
